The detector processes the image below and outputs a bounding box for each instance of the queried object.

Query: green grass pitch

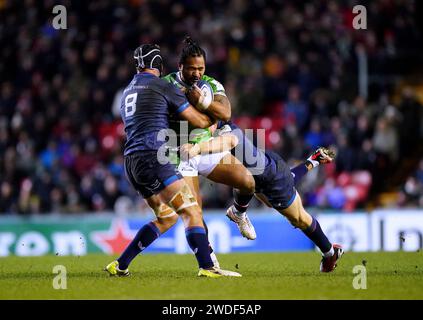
[0,252,422,299]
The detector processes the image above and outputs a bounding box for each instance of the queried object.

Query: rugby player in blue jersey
[182,122,343,272]
[162,37,337,266]
[104,44,240,278]
[163,37,335,242]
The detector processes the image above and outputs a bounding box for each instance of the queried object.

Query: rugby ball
[196,80,214,108]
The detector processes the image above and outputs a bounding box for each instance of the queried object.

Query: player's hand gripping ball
[186,80,213,111]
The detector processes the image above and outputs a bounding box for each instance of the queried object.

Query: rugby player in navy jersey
[182,122,343,272]
[104,44,240,278]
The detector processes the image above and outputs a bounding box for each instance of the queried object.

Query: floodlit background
[0,0,422,256]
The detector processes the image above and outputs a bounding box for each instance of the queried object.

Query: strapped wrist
[196,92,212,111]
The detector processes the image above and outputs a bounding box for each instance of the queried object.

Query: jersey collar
[135,72,156,78]
[176,71,190,88]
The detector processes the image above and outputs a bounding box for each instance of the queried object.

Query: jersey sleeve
[201,75,227,97]
[163,81,189,115]
[211,79,227,96]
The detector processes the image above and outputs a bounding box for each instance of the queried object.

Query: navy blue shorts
[124,151,183,198]
[255,151,296,210]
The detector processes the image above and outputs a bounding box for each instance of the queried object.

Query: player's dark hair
[134,44,163,73]
[179,36,206,65]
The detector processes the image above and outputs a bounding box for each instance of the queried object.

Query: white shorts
[178,151,230,177]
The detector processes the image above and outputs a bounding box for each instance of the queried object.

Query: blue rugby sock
[233,189,253,213]
[186,226,214,269]
[202,219,213,253]
[302,216,332,254]
[290,163,308,186]
[117,222,160,270]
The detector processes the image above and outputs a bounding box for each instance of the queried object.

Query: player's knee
[297,215,310,230]
[283,207,302,228]
[178,205,204,228]
[179,205,202,219]
[146,195,162,210]
[287,215,301,228]
[240,175,255,194]
[298,209,313,230]
[150,201,177,222]
[167,184,198,214]
[287,212,310,230]
[156,214,178,229]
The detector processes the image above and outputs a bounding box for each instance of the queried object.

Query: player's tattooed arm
[209,94,231,122]
[180,134,238,160]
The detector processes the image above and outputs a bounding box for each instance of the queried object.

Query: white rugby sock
[306,157,320,168]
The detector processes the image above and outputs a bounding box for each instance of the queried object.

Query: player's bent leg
[147,195,179,232]
[206,153,255,194]
[184,176,202,208]
[176,203,241,277]
[162,181,213,271]
[207,154,257,240]
[106,221,164,277]
[105,195,178,277]
[277,191,343,272]
[180,153,222,268]
[277,191,312,229]
[183,175,220,267]
[163,181,241,277]
[105,180,190,277]
[184,175,211,255]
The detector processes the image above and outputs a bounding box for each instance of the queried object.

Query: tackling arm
[179,105,215,129]
[180,134,238,159]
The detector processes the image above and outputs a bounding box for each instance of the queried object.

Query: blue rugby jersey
[121,72,189,155]
[216,121,296,207]
[216,121,271,176]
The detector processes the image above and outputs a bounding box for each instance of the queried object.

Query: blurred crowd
[399,158,423,207]
[0,0,422,214]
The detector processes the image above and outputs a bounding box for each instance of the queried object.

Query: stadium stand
[0,0,422,214]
